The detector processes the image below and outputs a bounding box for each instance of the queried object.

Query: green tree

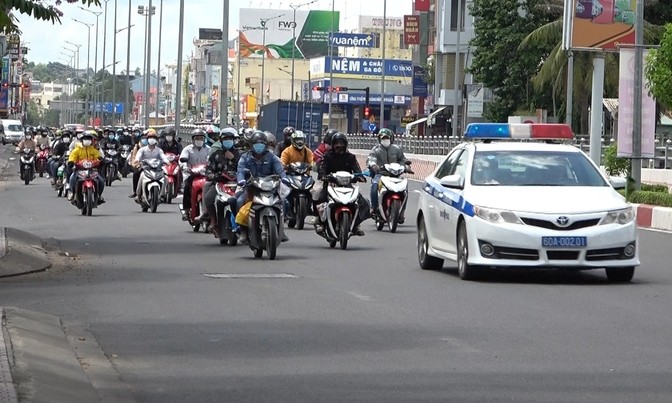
[1,0,101,34]
[645,0,672,26]
[646,23,672,110]
[25,99,41,125]
[469,0,554,122]
[134,67,141,76]
[43,109,60,127]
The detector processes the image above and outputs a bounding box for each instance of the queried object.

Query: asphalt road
[1,144,672,402]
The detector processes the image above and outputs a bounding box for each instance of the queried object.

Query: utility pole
[174,0,185,132]
[631,0,645,190]
[220,0,229,126]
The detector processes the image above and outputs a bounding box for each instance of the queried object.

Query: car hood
[467,186,628,214]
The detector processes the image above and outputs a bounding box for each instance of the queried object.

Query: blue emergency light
[464,123,574,140]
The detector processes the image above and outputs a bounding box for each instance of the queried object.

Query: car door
[442,149,470,254]
[425,148,463,249]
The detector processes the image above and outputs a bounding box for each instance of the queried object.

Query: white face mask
[82,140,92,146]
[380,139,391,147]
[25,135,32,140]
[63,137,71,144]
[193,140,204,148]
[148,138,158,145]
[165,136,173,142]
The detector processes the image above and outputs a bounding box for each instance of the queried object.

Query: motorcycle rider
[367,128,411,223]
[315,132,368,236]
[237,128,254,152]
[117,128,133,146]
[159,127,183,155]
[265,131,277,153]
[280,130,313,221]
[35,127,51,149]
[201,128,241,234]
[48,130,72,185]
[69,128,86,151]
[205,125,220,147]
[67,131,105,203]
[313,128,338,168]
[100,127,123,182]
[128,132,148,198]
[236,131,287,243]
[133,129,170,204]
[276,126,295,157]
[17,128,38,177]
[179,129,211,221]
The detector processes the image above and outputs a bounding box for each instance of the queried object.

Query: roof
[603,98,619,118]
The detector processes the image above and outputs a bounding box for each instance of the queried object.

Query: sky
[18,0,411,75]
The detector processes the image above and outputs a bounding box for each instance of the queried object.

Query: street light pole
[79,6,102,124]
[380,0,386,128]
[175,0,185,131]
[73,18,93,124]
[112,0,118,124]
[220,0,229,126]
[155,0,164,122]
[144,0,153,127]
[64,43,82,122]
[101,0,110,125]
[236,29,247,131]
[259,14,284,109]
[125,0,132,124]
[290,0,317,102]
[327,0,334,127]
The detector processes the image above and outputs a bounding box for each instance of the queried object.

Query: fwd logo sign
[278,21,297,29]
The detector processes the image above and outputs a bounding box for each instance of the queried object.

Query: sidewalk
[0,228,51,278]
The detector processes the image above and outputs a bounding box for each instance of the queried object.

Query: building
[29,80,79,111]
[344,16,413,61]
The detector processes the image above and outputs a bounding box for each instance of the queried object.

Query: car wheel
[417,217,443,270]
[605,266,635,283]
[457,221,481,281]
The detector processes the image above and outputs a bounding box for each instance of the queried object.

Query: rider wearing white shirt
[179,129,211,220]
[134,129,169,203]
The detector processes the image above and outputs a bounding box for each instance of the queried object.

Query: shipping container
[258,100,325,149]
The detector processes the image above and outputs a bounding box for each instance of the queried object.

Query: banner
[329,32,374,48]
[404,15,420,45]
[412,66,428,97]
[467,85,484,118]
[312,57,413,80]
[567,0,636,50]
[239,9,339,59]
[415,0,430,12]
[617,48,655,158]
[0,56,9,110]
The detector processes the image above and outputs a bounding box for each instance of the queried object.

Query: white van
[1,119,24,145]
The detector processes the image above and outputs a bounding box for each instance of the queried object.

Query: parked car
[1,119,24,145]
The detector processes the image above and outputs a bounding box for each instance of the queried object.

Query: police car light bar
[464,123,574,140]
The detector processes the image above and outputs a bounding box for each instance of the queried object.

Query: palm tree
[521,0,665,134]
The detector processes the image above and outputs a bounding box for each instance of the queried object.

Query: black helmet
[191,128,206,140]
[323,128,338,145]
[165,127,176,137]
[25,126,34,135]
[282,126,295,139]
[116,128,124,135]
[331,132,348,149]
[250,131,268,146]
[264,131,276,148]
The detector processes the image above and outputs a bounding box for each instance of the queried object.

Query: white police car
[416,123,639,282]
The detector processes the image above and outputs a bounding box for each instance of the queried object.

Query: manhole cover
[203,273,298,279]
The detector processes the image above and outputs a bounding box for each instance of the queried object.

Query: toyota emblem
[556,216,570,226]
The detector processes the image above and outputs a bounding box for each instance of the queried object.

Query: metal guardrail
[149,125,672,170]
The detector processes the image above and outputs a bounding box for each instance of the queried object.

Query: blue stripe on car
[423,178,475,217]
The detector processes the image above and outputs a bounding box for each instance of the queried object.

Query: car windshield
[471,150,608,187]
[7,124,22,131]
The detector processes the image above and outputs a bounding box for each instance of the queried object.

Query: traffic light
[332,87,348,92]
[2,82,8,89]
[312,86,324,91]
[363,105,371,119]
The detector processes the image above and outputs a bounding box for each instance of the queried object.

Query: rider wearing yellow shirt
[67,131,106,203]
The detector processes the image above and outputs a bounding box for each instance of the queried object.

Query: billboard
[415,0,430,12]
[310,57,413,80]
[239,9,339,59]
[0,56,9,111]
[404,15,420,45]
[565,0,635,50]
[329,32,374,48]
[412,66,428,97]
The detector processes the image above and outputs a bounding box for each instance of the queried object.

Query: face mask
[141,139,148,146]
[193,140,204,148]
[77,134,83,139]
[380,139,391,147]
[165,136,173,142]
[252,143,266,154]
[148,138,157,145]
[82,140,92,146]
[42,134,47,137]
[25,135,32,140]
[63,137,71,144]
[222,140,234,149]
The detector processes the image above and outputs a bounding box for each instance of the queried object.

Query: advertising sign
[415,0,430,12]
[329,32,374,48]
[312,57,413,80]
[199,28,222,40]
[404,15,420,45]
[467,85,484,118]
[412,65,428,97]
[239,9,339,59]
[0,56,9,111]
[8,34,20,62]
[359,16,404,30]
[567,0,635,50]
[617,48,655,158]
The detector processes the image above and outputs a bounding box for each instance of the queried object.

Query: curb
[0,228,51,278]
[0,146,12,178]
[2,307,101,403]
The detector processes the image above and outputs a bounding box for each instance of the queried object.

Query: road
[1,145,672,402]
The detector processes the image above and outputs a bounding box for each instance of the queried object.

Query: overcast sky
[18,0,411,74]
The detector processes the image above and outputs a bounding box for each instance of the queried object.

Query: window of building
[399,33,409,50]
[450,0,466,31]
[371,33,382,48]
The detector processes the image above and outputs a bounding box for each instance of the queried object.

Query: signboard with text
[329,32,374,48]
[312,56,413,80]
[565,0,635,50]
[404,15,420,45]
[415,0,430,11]
[412,65,428,97]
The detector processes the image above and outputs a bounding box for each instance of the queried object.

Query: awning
[405,117,428,134]
[427,106,447,127]
[603,98,618,118]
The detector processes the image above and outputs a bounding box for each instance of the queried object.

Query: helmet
[323,128,338,145]
[282,126,296,139]
[250,131,268,153]
[291,130,307,150]
[82,130,96,140]
[116,128,124,135]
[54,129,62,138]
[25,126,34,135]
[146,129,158,139]
[378,128,393,142]
[165,127,176,137]
[264,131,276,148]
[191,128,207,140]
[331,132,348,151]
[206,125,220,134]
[221,127,237,139]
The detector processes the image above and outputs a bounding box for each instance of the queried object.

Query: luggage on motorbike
[235,201,252,226]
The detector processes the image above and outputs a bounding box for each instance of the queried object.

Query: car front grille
[546,250,580,260]
[586,247,627,261]
[521,217,601,231]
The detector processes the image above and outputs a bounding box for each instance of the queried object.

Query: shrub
[641,183,670,193]
[603,143,631,177]
[628,190,672,208]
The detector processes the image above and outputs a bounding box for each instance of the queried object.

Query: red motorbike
[162,152,182,204]
[73,159,101,217]
[36,144,50,177]
[179,164,209,232]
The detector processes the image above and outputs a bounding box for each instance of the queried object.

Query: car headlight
[600,207,635,225]
[473,206,522,224]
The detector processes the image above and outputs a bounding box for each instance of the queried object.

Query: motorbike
[373,162,411,233]
[119,144,132,177]
[55,150,71,198]
[138,158,165,213]
[284,162,315,230]
[243,172,285,260]
[314,171,364,250]
[162,153,181,204]
[72,159,100,216]
[36,144,50,177]
[103,147,120,187]
[178,164,209,232]
[213,172,239,246]
[19,148,36,185]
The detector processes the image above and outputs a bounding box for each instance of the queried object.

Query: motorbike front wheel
[339,212,351,250]
[265,216,279,260]
[388,199,401,233]
[165,182,174,204]
[150,187,160,213]
[85,187,94,216]
[106,165,114,187]
[38,161,44,177]
[296,197,308,230]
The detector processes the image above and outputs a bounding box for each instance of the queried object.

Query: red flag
[415,0,430,12]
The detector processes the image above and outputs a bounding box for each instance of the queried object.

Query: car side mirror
[439,174,464,189]
[609,176,626,190]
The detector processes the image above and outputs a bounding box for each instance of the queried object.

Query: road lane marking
[439,337,480,353]
[346,291,374,302]
[203,273,298,279]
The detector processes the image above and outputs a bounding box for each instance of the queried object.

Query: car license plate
[542,236,587,248]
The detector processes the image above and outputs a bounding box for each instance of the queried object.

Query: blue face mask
[252,143,266,154]
[222,140,234,149]
[141,139,148,146]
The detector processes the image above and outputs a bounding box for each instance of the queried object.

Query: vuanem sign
[329,32,374,48]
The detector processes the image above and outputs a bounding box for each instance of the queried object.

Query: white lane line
[346,291,374,302]
[439,336,481,353]
[203,273,298,279]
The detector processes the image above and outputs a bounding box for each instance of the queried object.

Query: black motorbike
[284,162,315,230]
[103,147,120,187]
[242,171,285,260]
[19,148,35,185]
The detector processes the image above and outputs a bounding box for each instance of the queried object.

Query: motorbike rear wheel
[150,187,160,213]
[165,183,174,204]
[38,162,44,177]
[388,199,401,233]
[265,216,279,260]
[106,165,114,187]
[217,210,228,245]
[296,197,307,230]
[85,188,94,216]
[339,212,351,250]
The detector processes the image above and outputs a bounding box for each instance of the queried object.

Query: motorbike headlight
[305,181,314,190]
[473,206,522,224]
[82,161,93,169]
[600,207,635,225]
